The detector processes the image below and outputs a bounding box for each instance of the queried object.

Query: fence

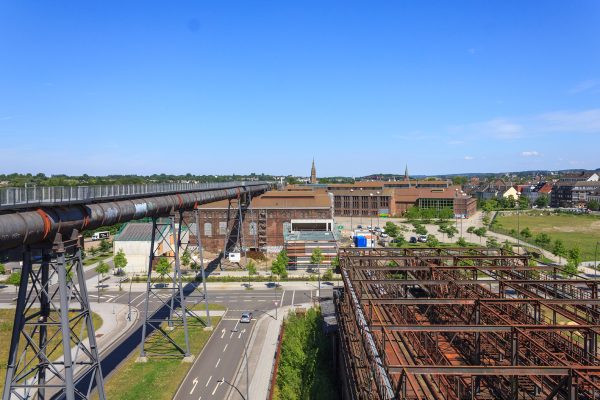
[0,181,269,210]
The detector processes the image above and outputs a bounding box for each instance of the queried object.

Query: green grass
[94,310,221,400]
[0,309,103,395]
[83,252,113,266]
[494,213,600,260]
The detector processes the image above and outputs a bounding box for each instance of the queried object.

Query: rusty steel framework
[336,247,600,400]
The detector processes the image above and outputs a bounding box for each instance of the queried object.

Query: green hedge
[275,308,338,400]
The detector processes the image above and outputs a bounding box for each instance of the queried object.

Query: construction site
[335,247,600,400]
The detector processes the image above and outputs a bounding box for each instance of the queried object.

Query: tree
[564,247,582,277]
[426,234,440,247]
[518,195,530,210]
[466,226,476,239]
[456,237,468,247]
[99,239,111,253]
[452,176,468,186]
[0,263,5,275]
[503,240,513,253]
[552,239,566,263]
[534,233,552,248]
[271,250,289,280]
[7,272,21,293]
[474,227,487,244]
[114,249,128,275]
[414,224,427,236]
[95,261,110,302]
[90,246,99,257]
[588,199,600,211]
[383,222,399,238]
[445,225,458,239]
[520,227,532,240]
[322,269,333,281]
[310,248,325,295]
[155,257,172,281]
[535,194,550,208]
[246,259,257,288]
[486,237,499,248]
[482,215,490,226]
[180,250,192,269]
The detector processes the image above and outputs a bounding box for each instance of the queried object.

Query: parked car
[240,312,253,323]
[357,225,363,229]
[380,233,389,238]
[409,236,417,244]
[418,235,428,243]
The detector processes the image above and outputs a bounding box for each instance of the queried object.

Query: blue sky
[1,1,599,177]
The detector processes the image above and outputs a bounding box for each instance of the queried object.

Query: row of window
[333,196,390,209]
[203,222,258,237]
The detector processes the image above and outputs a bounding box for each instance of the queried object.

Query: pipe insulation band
[0,183,269,251]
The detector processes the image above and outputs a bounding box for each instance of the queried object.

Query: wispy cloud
[450,108,600,141]
[568,80,599,95]
[464,156,475,160]
[520,151,540,157]
[536,109,600,134]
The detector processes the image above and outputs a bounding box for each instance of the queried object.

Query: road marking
[238,328,246,339]
[211,381,222,395]
[291,290,295,307]
[232,320,240,332]
[215,358,221,368]
[131,292,145,304]
[205,376,212,387]
[223,344,228,352]
[280,290,285,306]
[190,377,198,394]
[220,328,226,339]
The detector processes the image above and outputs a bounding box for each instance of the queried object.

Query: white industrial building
[112,222,172,274]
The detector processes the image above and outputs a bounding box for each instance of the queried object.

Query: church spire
[310,158,317,184]
[404,164,410,187]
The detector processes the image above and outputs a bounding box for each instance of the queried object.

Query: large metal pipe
[0,183,270,251]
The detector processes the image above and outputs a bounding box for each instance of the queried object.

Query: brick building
[196,190,333,254]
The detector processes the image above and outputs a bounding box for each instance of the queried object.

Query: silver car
[240,312,253,323]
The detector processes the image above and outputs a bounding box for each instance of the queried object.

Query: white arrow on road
[190,377,198,395]
[238,328,246,339]
[220,328,226,339]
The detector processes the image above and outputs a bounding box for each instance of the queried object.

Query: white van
[92,231,110,241]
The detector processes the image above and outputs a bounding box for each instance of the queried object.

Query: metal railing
[0,181,270,210]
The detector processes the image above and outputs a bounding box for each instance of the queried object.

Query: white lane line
[279,290,285,306]
[238,328,246,339]
[131,292,145,304]
[211,381,222,395]
[232,320,240,332]
[190,377,199,395]
[215,358,221,368]
[223,344,228,352]
[205,375,212,387]
[291,290,295,307]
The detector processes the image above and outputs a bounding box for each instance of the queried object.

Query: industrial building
[196,190,335,255]
[335,247,600,400]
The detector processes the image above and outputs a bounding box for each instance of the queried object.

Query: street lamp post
[217,378,246,400]
[595,241,599,278]
[516,203,520,255]
[127,272,133,320]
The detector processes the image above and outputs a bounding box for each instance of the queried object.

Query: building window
[219,221,227,235]
[204,223,212,237]
[352,196,359,208]
[249,222,257,236]
[362,196,369,208]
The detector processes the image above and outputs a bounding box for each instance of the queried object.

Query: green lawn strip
[275,308,338,400]
[0,309,103,394]
[95,311,222,400]
[83,253,113,266]
[494,213,600,261]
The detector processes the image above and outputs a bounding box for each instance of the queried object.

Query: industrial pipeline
[0,182,270,251]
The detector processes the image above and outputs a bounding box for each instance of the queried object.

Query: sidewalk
[229,302,313,400]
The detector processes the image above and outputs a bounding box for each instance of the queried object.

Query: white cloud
[520,151,540,157]
[464,156,475,160]
[569,80,599,95]
[536,109,600,134]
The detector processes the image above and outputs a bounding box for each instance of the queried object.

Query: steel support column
[139,216,191,358]
[2,233,105,400]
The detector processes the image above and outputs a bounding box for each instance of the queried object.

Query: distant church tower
[404,164,411,187]
[310,159,317,184]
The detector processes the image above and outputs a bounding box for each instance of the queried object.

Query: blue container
[354,235,367,248]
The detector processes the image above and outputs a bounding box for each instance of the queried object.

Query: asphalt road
[174,288,320,400]
[0,282,330,399]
